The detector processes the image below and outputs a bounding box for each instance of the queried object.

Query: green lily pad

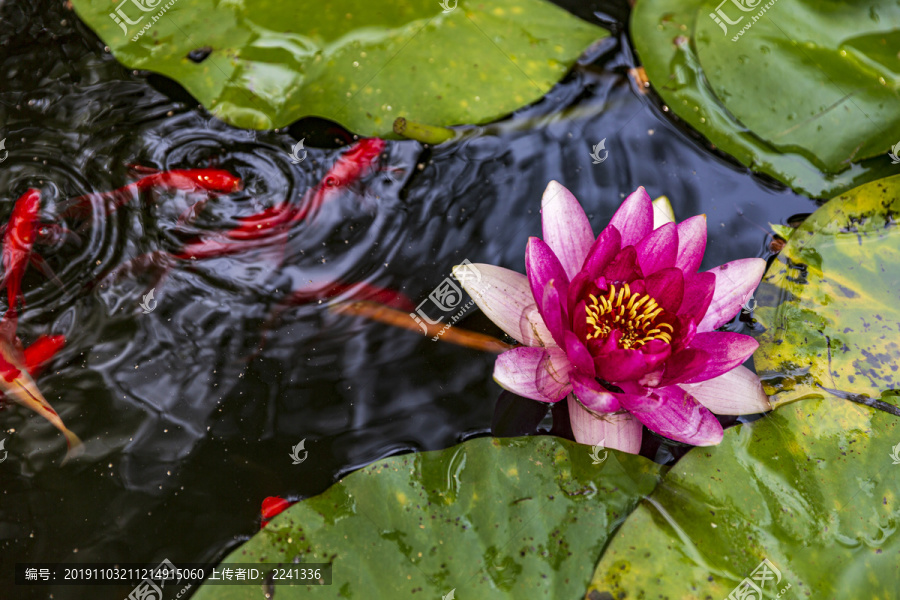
[631,0,900,198]
[192,436,662,599]
[586,398,900,598]
[69,0,606,134]
[754,174,900,407]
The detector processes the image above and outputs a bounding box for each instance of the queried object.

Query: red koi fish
[260,495,295,528]
[62,167,243,221]
[174,138,385,261]
[0,189,61,311]
[0,315,79,462]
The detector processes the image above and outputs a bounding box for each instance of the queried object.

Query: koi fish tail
[61,428,84,464]
[9,376,82,463]
[29,255,64,289]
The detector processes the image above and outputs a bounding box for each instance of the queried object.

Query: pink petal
[610,187,653,247]
[538,280,568,348]
[582,225,622,279]
[679,365,771,415]
[494,346,573,403]
[595,342,671,383]
[644,267,684,313]
[566,394,642,453]
[571,371,620,413]
[635,222,677,276]
[541,181,594,280]
[616,385,724,446]
[674,215,707,274]
[697,258,766,332]
[660,348,711,386]
[526,237,570,305]
[601,245,643,283]
[564,331,596,377]
[679,271,716,321]
[526,238,570,346]
[682,332,759,384]
[454,263,554,347]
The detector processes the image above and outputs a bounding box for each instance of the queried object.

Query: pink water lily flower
[455,182,771,453]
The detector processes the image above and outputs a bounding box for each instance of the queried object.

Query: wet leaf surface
[69,0,606,134]
[754,174,900,408]
[586,398,900,599]
[193,436,662,599]
[631,0,900,198]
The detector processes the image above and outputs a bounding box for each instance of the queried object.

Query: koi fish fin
[331,301,513,353]
[8,376,82,463]
[61,429,84,464]
[28,255,64,289]
[0,309,17,344]
[126,164,160,176]
[0,223,6,237]
[36,224,81,247]
[23,335,65,377]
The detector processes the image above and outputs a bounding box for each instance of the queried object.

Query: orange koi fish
[0,189,61,310]
[62,167,243,221]
[174,139,385,260]
[0,315,79,462]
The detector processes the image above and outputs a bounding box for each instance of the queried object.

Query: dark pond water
[0,0,817,597]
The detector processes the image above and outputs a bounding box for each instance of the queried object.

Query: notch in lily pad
[187,46,213,63]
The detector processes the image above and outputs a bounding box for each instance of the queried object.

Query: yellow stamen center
[584,283,674,350]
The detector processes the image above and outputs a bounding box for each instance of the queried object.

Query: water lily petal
[610,186,653,247]
[582,225,622,279]
[697,258,766,332]
[539,280,568,348]
[494,346,573,403]
[652,195,676,229]
[658,347,710,386]
[679,271,716,321]
[526,237,570,303]
[679,365,771,415]
[674,215,707,274]
[682,332,759,384]
[567,394,642,452]
[564,331,596,377]
[616,385,724,446]
[571,371,620,413]
[454,263,554,347]
[602,245,643,283]
[644,267,684,313]
[595,342,671,383]
[541,181,594,280]
[635,222,677,275]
